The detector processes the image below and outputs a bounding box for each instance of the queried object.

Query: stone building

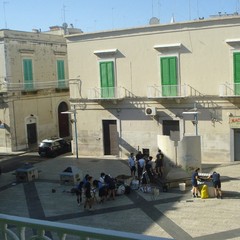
[66,15,240,163]
[0,30,71,152]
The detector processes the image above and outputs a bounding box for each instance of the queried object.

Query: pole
[73,105,78,159]
[194,103,198,136]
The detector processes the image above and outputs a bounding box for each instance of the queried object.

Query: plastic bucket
[179,183,186,191]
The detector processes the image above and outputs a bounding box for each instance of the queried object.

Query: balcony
[219,83,240,97]
[0,80,69,92]
[147,84,189,99]
[88,87,125,100]
[0,213,168,240]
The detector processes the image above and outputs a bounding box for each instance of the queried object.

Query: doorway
[102,120,118,155]
[234,129,240,161]
[58,102,70,138]
[27,123,37,146]
[163,120,180,140]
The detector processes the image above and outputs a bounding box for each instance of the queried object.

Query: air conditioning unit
[145,107,156,116]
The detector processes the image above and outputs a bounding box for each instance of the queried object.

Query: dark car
[38,138,71,157]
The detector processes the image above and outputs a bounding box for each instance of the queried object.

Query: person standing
[137,155,145,180]
[210,171,222,199]
[145,156,154,183]
[128,153,136,177]
[191,168,200,198]
[76,181,84,206]
[84,176,93,210]
[155,149,164,178]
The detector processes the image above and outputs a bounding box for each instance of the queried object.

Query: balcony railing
[147,84,188,98]
[0,80,69,92]
[0,214,170,240]
[219,83,240,97]
[88,87,124,100]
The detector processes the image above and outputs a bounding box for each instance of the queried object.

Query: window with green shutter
[233,52,240,95]
[23,59,33,91]
[99,61,115,98]
[160,56,178,96]
[57,60,66,88]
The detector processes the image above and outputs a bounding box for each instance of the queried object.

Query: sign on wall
[229,116,240,128]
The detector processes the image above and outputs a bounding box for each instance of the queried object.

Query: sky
[0,0,239,33]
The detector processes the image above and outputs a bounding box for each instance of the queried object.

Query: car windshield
[40,142,52,147]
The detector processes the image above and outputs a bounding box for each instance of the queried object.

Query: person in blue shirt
[128,153,136,177]
[191,168,200,198]
[76,181,84,206]
[210,171,222,199]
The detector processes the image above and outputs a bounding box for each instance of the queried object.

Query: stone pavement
[0,153,240,240]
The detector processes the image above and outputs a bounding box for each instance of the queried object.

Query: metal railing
[0,80,69,92]
[147,84,188,98]
[88,87,124,100]
[219,83,240,97]
[0,214,170,240]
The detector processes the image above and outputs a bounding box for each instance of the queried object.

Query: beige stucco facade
[66,16,240,163]
[0,30,71,152]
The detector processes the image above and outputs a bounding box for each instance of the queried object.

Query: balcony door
[100,61,115,98]
[160,56,178,96]
[233,52,240,95]
[23,59,34,91]
[57,60,66,88]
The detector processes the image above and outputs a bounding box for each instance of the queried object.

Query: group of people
[128,149,164,185]
[191,168,222,199]
[75,172,118,211]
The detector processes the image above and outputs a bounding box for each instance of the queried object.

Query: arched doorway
[58,102,70,138]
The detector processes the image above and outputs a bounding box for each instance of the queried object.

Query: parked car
[38,138,71,157]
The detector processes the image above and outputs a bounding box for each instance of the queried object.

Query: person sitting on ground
[191,168,200,198]
[210,171,222,199]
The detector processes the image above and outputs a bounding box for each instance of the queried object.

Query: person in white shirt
[99,172,105,184]
[137,156,145,180]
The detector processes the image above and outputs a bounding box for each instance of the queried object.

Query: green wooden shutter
[23,59,33,90]
[161,57,178,96]
[100,61,115,98]
[57,60,66,88]
[234,52,240,95]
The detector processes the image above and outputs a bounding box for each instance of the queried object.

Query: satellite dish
[149,17,160,25]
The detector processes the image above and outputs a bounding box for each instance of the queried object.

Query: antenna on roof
[149,17,160,25]
[170,14,175,23]
[3,1,8,29]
